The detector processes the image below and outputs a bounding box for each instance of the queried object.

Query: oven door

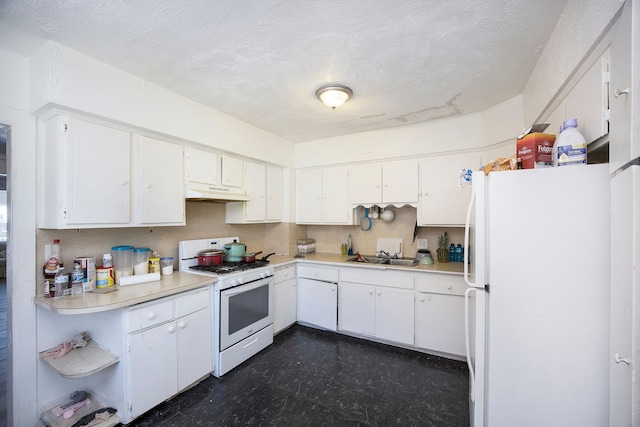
[220,278,273,350]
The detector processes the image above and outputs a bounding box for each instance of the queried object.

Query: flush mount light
[315,84,353,109]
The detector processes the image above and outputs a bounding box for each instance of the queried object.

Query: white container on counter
[112,245,134,284]
[160,257,174,275]
[133,247,150,275]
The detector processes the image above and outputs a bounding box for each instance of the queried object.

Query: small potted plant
[437,232,449,263]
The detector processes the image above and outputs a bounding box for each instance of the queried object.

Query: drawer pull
[168,326,175,333]
[179,322,187,329]
[147,312,156,320]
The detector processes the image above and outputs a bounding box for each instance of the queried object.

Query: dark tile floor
[125,325,470,426]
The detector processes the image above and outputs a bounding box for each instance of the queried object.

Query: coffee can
[96,266,115,288]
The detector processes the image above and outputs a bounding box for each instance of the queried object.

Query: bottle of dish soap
[347,233,353,256]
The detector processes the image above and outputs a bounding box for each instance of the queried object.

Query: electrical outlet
[417,239,428,249]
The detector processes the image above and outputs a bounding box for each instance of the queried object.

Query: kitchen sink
[386,258,418,266]
[346,256,417,266]
[346,256,387,264]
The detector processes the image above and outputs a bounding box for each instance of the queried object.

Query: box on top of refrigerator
[516,133,556,169]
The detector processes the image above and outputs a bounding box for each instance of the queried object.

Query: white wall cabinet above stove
[38,115,186,228]
[349,160,419,206]
[184,147,246,200]
[226,162,283,223]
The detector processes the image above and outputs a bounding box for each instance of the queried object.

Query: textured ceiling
[0,0,568,143]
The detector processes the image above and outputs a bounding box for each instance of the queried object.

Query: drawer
[340,267,414,290]
[175,286,210,318]
[415,274,467,296]
[128,298,174,332]
[274,265,296,283]
[297,264,339,282]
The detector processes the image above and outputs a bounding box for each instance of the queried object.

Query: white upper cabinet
[39,116,131,228]
[226,162,283,223]
[348,160,419,206]
[185,147,218,187]
[266,165,283,221]
[418,154,481,226]
[220,155,244,189]
[135,135,185,225]
[297,167,351,224]
[382,160,419,205]
[39,115,187,228]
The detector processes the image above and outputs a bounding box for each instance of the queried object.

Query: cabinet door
[321,168,350,223]
[186,147,218,186]
[128,322,178,418]
[221,155,244,189]
[339,282,375,336]
[138,136,185,224]
[274,279,297,333]
[296,169,322,223]
[375,287,414,345]
[244,161,267,221]
[266,166,283,221]
[419,154,481,226]
[415,293,466,356]
[349,164,382,204]
[66,118,131,225]
[383,160,419,204]
[297,278,337,331]
[177,307,213,391]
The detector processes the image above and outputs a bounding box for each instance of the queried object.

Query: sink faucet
[378,250,390,257]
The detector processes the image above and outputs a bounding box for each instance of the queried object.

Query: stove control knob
[237,277,244,285]
[266,271,272,277]
[229,279,237,287]
[260,272,266,279]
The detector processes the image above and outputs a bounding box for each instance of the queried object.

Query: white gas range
[178,237,275,377]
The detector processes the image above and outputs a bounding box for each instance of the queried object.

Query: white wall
[29,42,296,168]
[0,48,38,427]
[295,94,524,168]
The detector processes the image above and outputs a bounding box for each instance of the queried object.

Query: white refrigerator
[463,164,611,427]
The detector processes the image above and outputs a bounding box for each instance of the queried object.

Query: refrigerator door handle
[465,286,476,402]
[464,187,476,287]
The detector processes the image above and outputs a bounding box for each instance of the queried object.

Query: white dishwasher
[296,264,339,331]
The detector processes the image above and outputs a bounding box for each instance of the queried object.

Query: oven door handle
[222,278,271,296]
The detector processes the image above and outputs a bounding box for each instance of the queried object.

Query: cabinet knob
[147,312,156,320]
[168,326,175,333]
[179,322,186,329]
[447,285,452,290]
[331,286,336,292]
[419,296,425,302]
[369,290,374,295]
[377,290,382,296]
[614,87,630,98]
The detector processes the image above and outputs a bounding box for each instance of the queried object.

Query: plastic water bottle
[449,244,456,262]
[71,262,84,296]
[552,119,587,167]
[456,244,463,262]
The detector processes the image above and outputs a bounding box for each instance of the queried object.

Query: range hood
[185,186,250,202]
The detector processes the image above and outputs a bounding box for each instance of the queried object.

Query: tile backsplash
[36,204,462,294]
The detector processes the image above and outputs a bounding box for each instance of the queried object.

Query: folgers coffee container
[516,133,555,169]
[74,257,96,292]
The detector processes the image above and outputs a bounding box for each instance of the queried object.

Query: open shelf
[39,340,119,379]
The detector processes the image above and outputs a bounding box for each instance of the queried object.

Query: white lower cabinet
[297,265,339,331]
[339,270,415,346]
[414,274,466,357]
[125,287,212,422]
[274,265,297,333]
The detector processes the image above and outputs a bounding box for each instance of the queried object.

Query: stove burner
[190,260,270,275]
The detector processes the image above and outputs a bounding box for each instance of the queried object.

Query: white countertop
[34,271,215,315]
[34,253,464,315]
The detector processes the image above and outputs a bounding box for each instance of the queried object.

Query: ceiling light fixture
[315,84,353,110]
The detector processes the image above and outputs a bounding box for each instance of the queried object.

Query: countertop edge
[34,272,215,315]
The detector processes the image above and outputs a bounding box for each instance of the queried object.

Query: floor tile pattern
[125,325,470,426]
